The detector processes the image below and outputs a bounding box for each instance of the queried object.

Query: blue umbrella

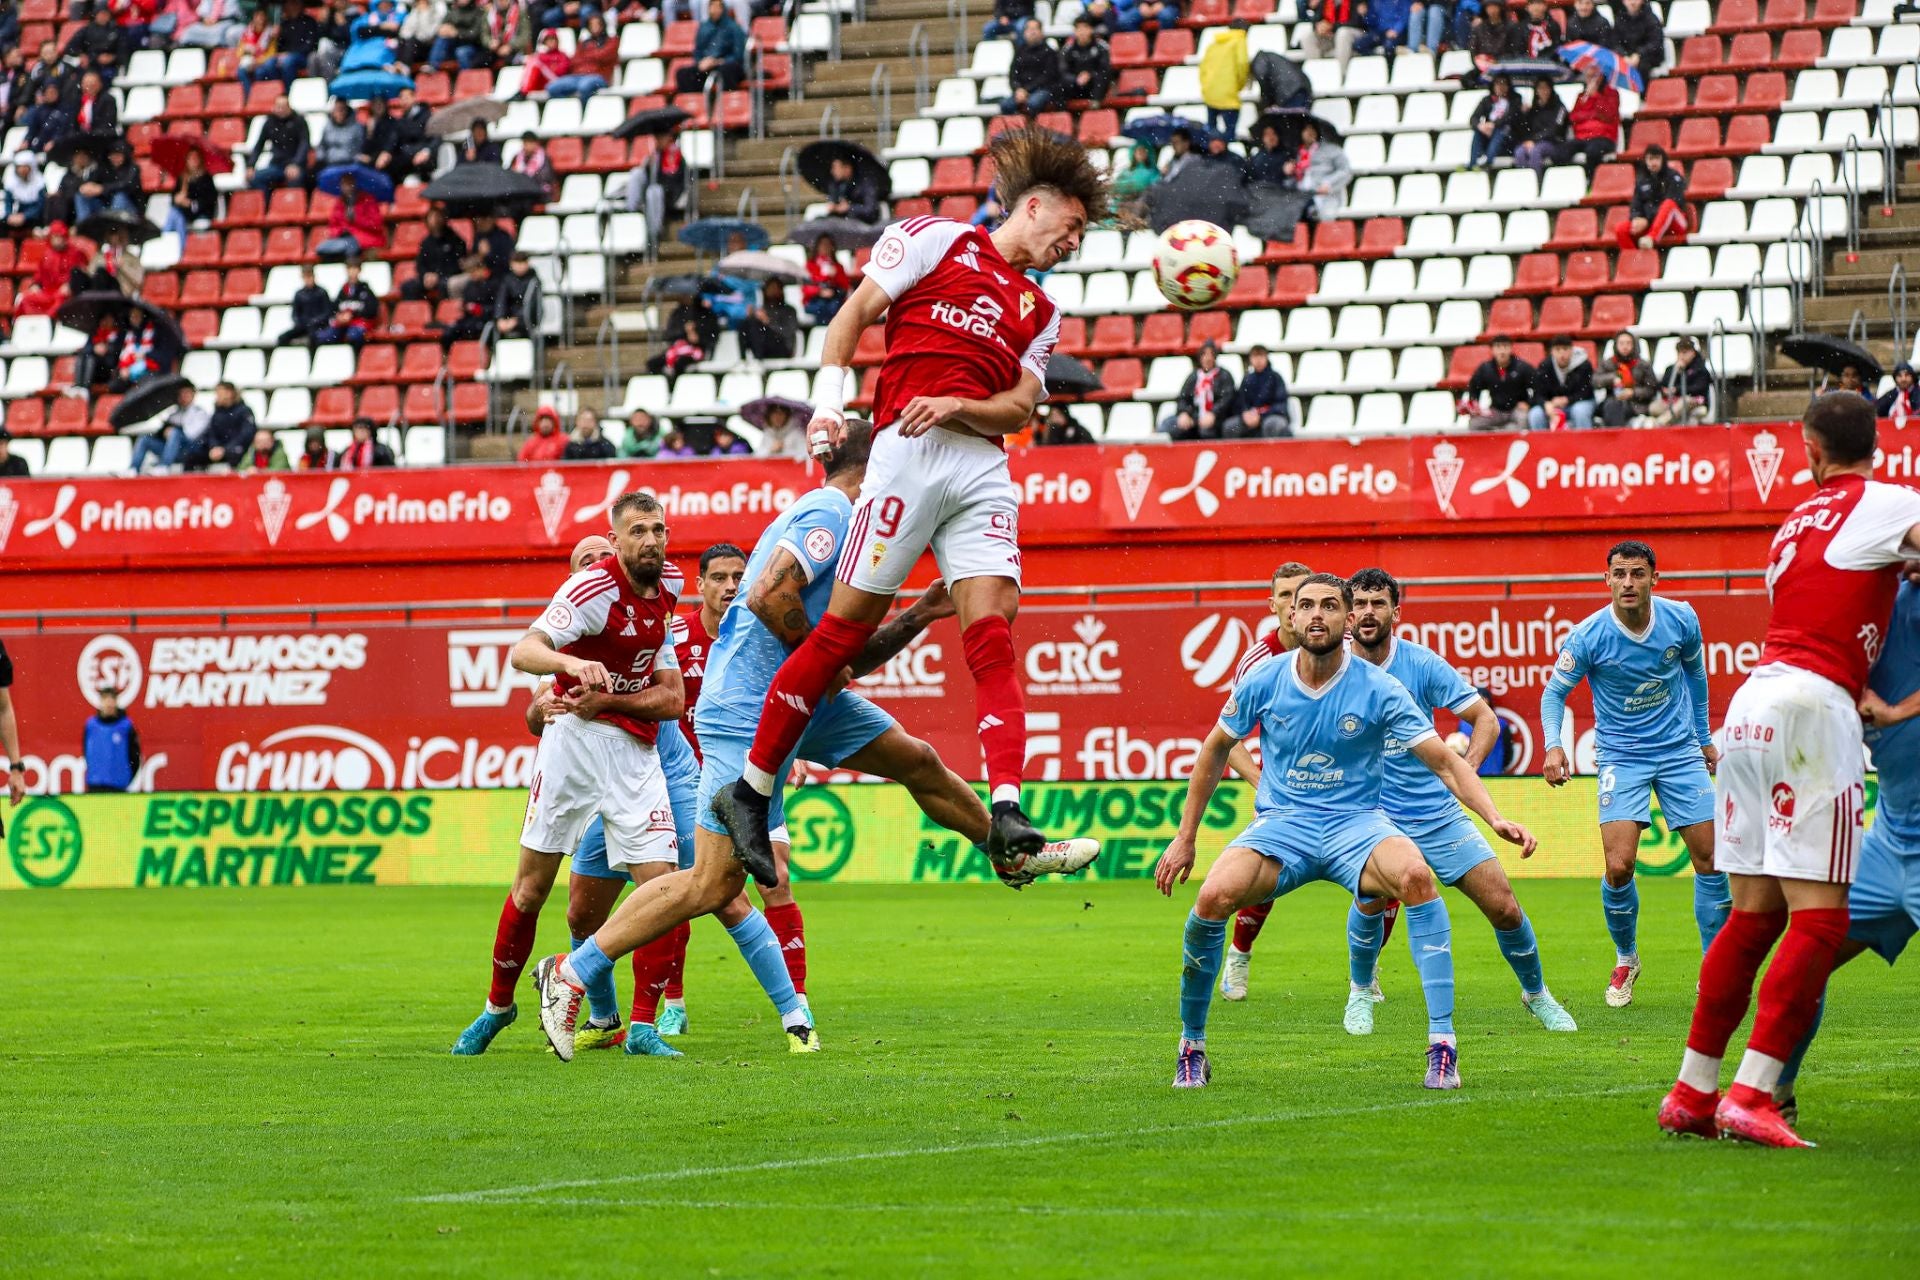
[1557,42,1643,95]
[328,69,413,103]
[677,217,771,254]
[317,162,393,204]
[1120,114,1224,150]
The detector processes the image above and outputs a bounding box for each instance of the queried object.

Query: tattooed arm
[746,549,955,675]
[849,579,954,678]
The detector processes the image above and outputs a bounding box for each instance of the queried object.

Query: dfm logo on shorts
[929,294,1004,341]
[1769,782,1796,833]
[1024,615,1121,696]
[1285,750,1344,790]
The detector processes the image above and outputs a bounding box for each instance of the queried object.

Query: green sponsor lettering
[144,797,177,839]
[350,846,379,884]
[317,845,346,883]
[953,843,998,883]
[402,795,433,835]
[176,847,209,887]
[136,846,176,886]
[212,847,245,886]
[912,839,960,881]
[6,798,84,888]
[368,796,404,837]
[1098,838,1154,880]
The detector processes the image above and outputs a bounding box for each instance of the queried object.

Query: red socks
[488,895,539,1008]
[962,614,1026,798]
[1380,900,1401,950]
[1687,907,1787,1058]
[628,930,679,1025]
[1749,907,1849,1062]
[1232,902,1272,952]
[661,920,691,1003]
[746,612,876,778]
[764,901,807,994]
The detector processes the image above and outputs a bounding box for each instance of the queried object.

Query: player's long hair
[990,126,1111,226]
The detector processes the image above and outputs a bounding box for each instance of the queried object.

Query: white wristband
[815,366,850,418]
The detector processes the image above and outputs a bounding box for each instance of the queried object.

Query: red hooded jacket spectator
[1569,81,1619,143]
[326,188,388,252]
[519,32,573,95]
[570,28,619,82]
[518,406,569,461]
[16,222,89,318]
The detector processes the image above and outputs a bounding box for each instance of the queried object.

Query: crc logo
[7,797,83,887]
[855,632,945,699]
[784,787,855,880]
[76,634,142,708]
[1180,613,1264,690]
[1025,615,1121,696]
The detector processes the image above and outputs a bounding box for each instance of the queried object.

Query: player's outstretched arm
[745,549,815,649]
[562,668,684,724]
[510,628,609,689]
[1412,736,1538,858]
[1226,742,1261,785]
[897,370,1044,441]
[1156,725,1238,896]
[1459,696,1500,770]
[808,279,894,454]
[849,579,957,678]
[1539,637,1585,786]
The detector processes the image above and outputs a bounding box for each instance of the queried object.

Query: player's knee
[564,904,600,939]
[1397,861,1437,903]
[511,878,552,913]
[1194,880,1246,921]
[1481,893,1523,931]
[714,892,753,927]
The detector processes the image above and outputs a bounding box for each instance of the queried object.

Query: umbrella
[1120,114,1225,150]
[1557,42,1644,95]
[1250,50,1310,113]
[1143,156,1250,234]
[645,273,725,299]
[75,208,162,245]
[1781,333,1884,384]
[426,97,508,139]
[677,217,770,254]
[47,130,121,168]
[797,138,890,200]
[739,395,811,430]
[791,215,884,250]
[420,162,549,214]
[57,292,187,366]
[1044,353,1102,397]
[1246,109,1342,149]
[717,250,807,283]
[614,104,693,140]
[108,373,190,432]
[318,162,394,204]
[1488,58,1574,82]
[150,132,233,178]
[1244,182,1312,244]
[328,69,414,102]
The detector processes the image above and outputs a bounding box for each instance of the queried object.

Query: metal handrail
[779,144,800,225]
[1748,270,1771,393]
[596,315,623,407]
[703,71,727,185]
[1879,88,1899,207]
[1892,260,1909,356]
[871,63,892,151]
[548,359,576,417]
[429,365,451,433]
[736,187,760,222]
[946,0,969,72]
[1707,318,1731,422]
[907,22,932,114]
[747,39,767,138]
[1804,180,1829,297]
[1780,222,1811,326]
[818,102,841,140]
[1839,136,1866,261]
[498,402,525,447]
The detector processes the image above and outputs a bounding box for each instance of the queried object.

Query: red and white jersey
[671,606,717,758]
[536,561,680,744]
[1761,474,1920,697]
[1233,628,1289,686]
[863,216,1061,441]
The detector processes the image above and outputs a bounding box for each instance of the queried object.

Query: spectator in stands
[296,426,332,469]
[93,139,143,218]
[1408,0,1448,55]
[1126,0,1180,33]
[1355,0,1410,58]
[822,153,880,224]
[626,126,686,237]
[128,381,206,473]
[280,263,332,343]
[1159,341,1235,441]
[564,408,617,460]
[1037,405,1094,446]
[1062,16,1110,104]
[1290,119,1351,221]
[113,308,166,393]
[1110,142,1159,217]
[307,0,359,81]
[519,405,568,461]
[485,0,533,65]
[1468,0,1523,78]
[72,310,122,392]
[238,426,290,473]
[519,28,573,94]
[7,43,62,136]
[429,0,491,70]
[86,221,143,296]
[1617,145,1688,251]
[185,381,257,471]
[1593,330,1657,427]
[316,98,366,171]
[494,249,541,338]
[621,410,662,458]
[0,425,26,477]
[1465,335,1532,430]
[255,0,322,86]
[1648,337,1711,424]
[1243,123,1287,186]
[659,429,696,458]
[1234,345,1291,438]
[548,14,618,99]
[370,89,434,188]
[65,7,124,80]
[467,211,517,278]
[442,260,497,343]
[677,0,747,93]
[741,277,798,360]
[708,423,752,456]
[665,289,721,353]
[179,0,243,48]
[511,131,558,201]
[80,683,139,792]
[752,403,804,458]
[316,172,387,259]
[1162,127,1196,181]
[1199,18,1249,139]
[162,145,219,250]
[115,0,161,61]
[1468,73,1521,171]
[1001,18,1062,118]
[1528,335,1594,429]
[316,259,379,346]
[21,82,69,156]
[1510,75,1568,173]
[248,95,311,192]
[68,69,117,135]
[55,151,106,227]
[1562,63,1618,173]
[982,0,1031,41]
[3,153,45,230]
[16,220,86,319]
[1301,0,1361,67]
[803,233,849,324]
[1559,0,1611,47]
[396,0,446,64]
[1520,0,1557,57]
[334,417,396,469]
[401,206,466,305]
[1879,361,1920,423]
[1612,0,1665,79]
[234,7,278,88]
[458,120,503,166]
[1828,364,1875,404]
[649,318,707,379]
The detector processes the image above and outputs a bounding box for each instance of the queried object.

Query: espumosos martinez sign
[1,780,1888,890]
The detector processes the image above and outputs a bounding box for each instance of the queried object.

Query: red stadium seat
[1137,313,1185,356]
[1110,68,1158,99]
[1055,316,1088,357]
[165,85,204,118]
[357,385,399,422]
[1270,264,1316,306]
[929,197,969,220]
[1357,217,1404,257]
[1584,163,1635,206]
[310,387,358,427]
[660,20,697,56]
[1087,314,1136,357]
[1672,117,1722,159]
[259,225,305,266]
[1188,310,1231,350]
[1689,76,1738,116]
[349,343,398,387]
[398,343,444,384]
[1078,109,1120,148]
[1511,252,1562,295]
[925,157,977,197]
[1775,28,1822,69]
[1109,33,1150,68]
[180,270,220,308]
[217,189,264,229]
[225,228,264,265]
[180,231,223,268]
[852,325,887,366]
[585,135,628,173]
[1586,294,1636,337]
[1086,357,1141,402]
[7,398,46,436]
[1262,224,1309,262]
[450,384,489,423]
[1444,345,1488,389]
[264,187,308,226]
[87,395,120,435]
[1183,0,1229,25]
[1742,72,1787,113]
[48,395,86,436]
[1723,31,1774,73]
[1151,29,1194,65]
[244,80,283,115]
[403,384,445,424]
[142,273,180,309]
[179,308,217,347]
[1812,0,1856,23]
[1613,249,1659,292]
[203,80,244,118]
[1557,250,1611,294]
[1485,297,1535,339]
[1709,0,1758,31]
[1687,158,1734,201]
[414,71,452,106]
[386,302,431,339]
[1305,218,1356,262]
[453,68,495,99]
[547,137,584,173]
[1624,120,1672,160]
[1637,78,1690,118]
[1758,0,1807,29]
[1725,114,1771,154]
[1035,111,1075,138]
[220,268,263,307]
[1536,295,1584,339]
[1675,36,1721,73]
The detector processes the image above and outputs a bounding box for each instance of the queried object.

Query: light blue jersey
[1540,596,1712,763]
[1850,581,1920,961]
[1373,638,1482,829]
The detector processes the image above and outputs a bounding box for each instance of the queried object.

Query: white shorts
[839,425,1023,594]
[522,714,678,869]
[1715,664,1868,884]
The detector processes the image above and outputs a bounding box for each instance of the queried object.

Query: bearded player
[716,128,1107,886]
[1660,394,1920,1146]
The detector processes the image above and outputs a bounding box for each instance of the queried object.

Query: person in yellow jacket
[1199,20,1251,140]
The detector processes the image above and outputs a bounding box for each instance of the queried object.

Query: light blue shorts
[695,692,895,837]
[571,719,701,880]
[1846,818,1920,964]
[1227,807,1404,899]
[1399,809,1499,887]
[1597,749,1715,830]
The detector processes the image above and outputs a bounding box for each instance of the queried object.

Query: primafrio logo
[1024,614,1121,696]
[1159,449,1222,517]
[1746,429,1786,502]
[76,634,143,707]
[215,724,398,792]
[1469,439,1533,509]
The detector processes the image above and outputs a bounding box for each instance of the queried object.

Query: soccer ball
[1444,731,1472,757]
[1153,220,1239,311]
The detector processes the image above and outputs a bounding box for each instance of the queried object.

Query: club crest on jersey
[1019,290,1035,319]
[1338,713,1362,738]
[874,234,906,270]
[1662,645,1680,663]
[869,540,887,569]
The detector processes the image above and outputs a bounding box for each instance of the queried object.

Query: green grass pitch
[4,879,1918,1277]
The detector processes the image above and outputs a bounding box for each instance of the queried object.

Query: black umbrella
[1246,109,1343,150]
[1250,50,1310,112]
[426,97,508,139]
[1044,353,1102,397]
[47,129,121,168]
[644,273,727,299]
[420,162,549,214]
[57,292,186,363]
[1244,182,1312,244]
[1488,58,1574,82]
[1143,156,1250,234]
[75,207,162,245]
[1781,333,1884,384]
[614,104,693,140]
[1120,114,1227,150]
[677,217,771,253]
[791,215,884,250]
[109,373,190,431]
[797,138,891,200]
